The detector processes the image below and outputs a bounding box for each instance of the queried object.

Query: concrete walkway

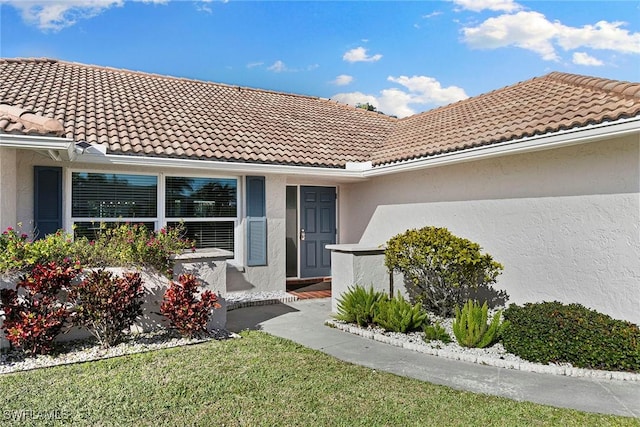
[226,298,640,418]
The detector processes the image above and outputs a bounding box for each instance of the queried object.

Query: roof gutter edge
[73,151,368,180]
[0,133,75,160]
[364,118,640,177]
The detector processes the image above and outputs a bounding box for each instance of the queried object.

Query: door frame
[286,184,338,279]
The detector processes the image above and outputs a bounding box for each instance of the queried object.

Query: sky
[1,0,639,118]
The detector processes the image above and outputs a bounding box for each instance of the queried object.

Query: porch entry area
[286,185,336,284]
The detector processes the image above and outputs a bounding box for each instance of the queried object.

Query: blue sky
[1,0,639,117]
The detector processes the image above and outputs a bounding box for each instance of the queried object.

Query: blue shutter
[34,166,63,239]
[246,176,267,266]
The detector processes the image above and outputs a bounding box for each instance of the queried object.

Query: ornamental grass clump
[0,261,81,354]
[385,226,503,317]
[373,291,429,333]
[334,285,387,327]
[452,299,506,348]
[423,321,452,344]
[160,274,221,338]
[69,269,145,348]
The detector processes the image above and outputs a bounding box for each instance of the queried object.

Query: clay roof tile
[1,59,638,167]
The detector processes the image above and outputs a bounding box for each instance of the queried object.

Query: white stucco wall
[338,135,640,324]
[0,148,17,231]
[228,174,287,292]
[11,151,288,294]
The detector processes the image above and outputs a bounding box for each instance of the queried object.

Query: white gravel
[0,328,239,375]
[226,290,298,310]
[325,312,640,382]
[0,291,290,375]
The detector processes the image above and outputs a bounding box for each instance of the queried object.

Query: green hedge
[501,302,640,372]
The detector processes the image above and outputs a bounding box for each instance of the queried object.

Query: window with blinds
[72,172,157,218]
[70,172,239,255]
[165,176,238,253]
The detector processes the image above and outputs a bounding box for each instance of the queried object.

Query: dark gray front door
[300,186,336,278]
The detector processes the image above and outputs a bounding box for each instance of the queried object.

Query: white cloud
[387,75,469,106]
[572,52,603,66]
[1,0,179,31]
[343,47,383,63]
[422,11,442,19]
[451,0,522,13]
[246,62,264,69]
[332,74,354,86]
[332,75,468,118]
[267,60,288,73]
[556,20,640,54]
[462,11,640,62]
[463,11,560,60]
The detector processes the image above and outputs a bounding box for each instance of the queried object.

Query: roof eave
[0,133,75,161]
[72,150,368,182]
[364,117,640,177]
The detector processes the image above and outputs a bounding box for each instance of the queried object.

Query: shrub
[0,261,80,354]
[385,226,504,317]
[423,321,452,344]
[501,302,640,372]
[0,227,77,274]
[334,285,387,327]
[452,299,505,348]
[160,274,221,338]
[0,223,194,276]
[69,269,145,348]
[74,223,194,276]
[373,291,429,333]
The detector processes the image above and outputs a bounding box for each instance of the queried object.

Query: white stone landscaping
[325,316,640,382]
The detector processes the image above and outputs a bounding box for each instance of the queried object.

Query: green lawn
[0,331,637,426]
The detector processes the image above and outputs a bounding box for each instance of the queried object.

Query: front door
[300,186,336,278]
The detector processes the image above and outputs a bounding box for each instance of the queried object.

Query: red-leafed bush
[69,269,144,348]
[0,261,80,354]
[160,274,220,338]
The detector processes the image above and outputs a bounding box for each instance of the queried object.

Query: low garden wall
[0,248,230,350]
[326,244,405,313]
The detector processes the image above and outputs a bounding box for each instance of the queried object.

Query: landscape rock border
[325,319,640,382]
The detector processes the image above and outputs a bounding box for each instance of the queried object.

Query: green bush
[452,299,505,348]
[0,223,193,276]
[334,285,387,327]
[501,302,640,372]
[0,226,77,273]
[385,226,503,317]
[423,321,452,344]
[73,223,194,275]
[373,291,429,333]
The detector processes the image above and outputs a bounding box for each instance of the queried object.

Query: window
[70,172,239,255]
[71,172,158,239]
[165,176,238,252]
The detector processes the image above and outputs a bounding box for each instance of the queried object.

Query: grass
[0,331,638,426]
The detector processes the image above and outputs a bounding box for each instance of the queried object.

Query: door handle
[300,229,305,241]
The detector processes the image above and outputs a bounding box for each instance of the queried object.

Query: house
[1,58,639,324]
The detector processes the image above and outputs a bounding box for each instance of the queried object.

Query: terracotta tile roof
[0,103,65,136]
[1,58,638,168]
[0,58,394,167]
[374,72,640,166]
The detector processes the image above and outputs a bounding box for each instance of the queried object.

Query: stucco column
[0,148,18,231]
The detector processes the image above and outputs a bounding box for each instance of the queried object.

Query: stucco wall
[227,174,287,292]
[12,151,287,293]
[0,148,17,231]
[338,135,640,324]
